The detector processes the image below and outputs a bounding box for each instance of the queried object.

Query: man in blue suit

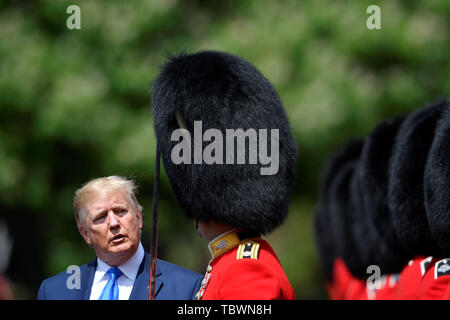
[38,176,202,300]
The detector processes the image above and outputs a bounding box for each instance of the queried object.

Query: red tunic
[327,258,367,300]
[393,256,432,299]
[417,258,450,300]
[370,274,400,300]
[195,230,296,300]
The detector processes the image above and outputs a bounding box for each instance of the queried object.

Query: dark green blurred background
[0,0,449,299]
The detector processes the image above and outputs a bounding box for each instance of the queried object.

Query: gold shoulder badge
[236,240,260,260]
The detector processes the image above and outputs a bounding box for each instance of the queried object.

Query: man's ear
[78,224,92,246]
[137,210,143,230]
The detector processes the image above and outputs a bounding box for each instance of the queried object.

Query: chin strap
[149,145,160,300]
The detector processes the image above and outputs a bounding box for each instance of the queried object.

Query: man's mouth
[111,234,125,243]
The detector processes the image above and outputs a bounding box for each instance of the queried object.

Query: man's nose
[108,211,120,228]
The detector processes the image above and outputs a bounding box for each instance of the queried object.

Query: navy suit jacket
[37,252,203,300]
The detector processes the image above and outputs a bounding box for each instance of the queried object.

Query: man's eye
[116,209,128,216]
[93,215,106,224]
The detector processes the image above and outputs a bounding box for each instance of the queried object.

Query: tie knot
[107,267,123,279]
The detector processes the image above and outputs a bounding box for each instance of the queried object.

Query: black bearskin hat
[349,159,378,278]
[152,51,297,234]
[359,117,410,274]
[329,159,365,279]
[315,139,364,281]
[424,101,450,254]
[388,101,446,256]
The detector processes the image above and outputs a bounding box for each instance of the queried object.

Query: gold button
[207,265,213,272]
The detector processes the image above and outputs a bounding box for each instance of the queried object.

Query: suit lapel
[77,259,96,300]
[129,252,163,300]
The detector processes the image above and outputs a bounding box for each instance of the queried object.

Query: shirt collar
[96,242,145,281]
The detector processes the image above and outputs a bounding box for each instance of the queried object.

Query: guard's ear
[194,217,199,229]
[175,112,187,129]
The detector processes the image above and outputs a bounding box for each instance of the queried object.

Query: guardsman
[388,101,448,299]
[330,160,368,300]
[315,139,366,300]
[194,227,295,300]
[357,117,410,299]
[328,141,369,299]
[151,50,297,300]
[420,101,450,299]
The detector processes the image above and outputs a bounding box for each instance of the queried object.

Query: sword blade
[149,146,161,300]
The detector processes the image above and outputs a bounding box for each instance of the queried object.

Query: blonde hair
[74,176,143,228]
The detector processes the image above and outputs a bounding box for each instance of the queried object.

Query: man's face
[79,190,143,266]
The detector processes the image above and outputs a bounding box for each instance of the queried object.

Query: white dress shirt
[89,242,145,300]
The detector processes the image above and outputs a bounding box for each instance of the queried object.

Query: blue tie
[99,267,123,300]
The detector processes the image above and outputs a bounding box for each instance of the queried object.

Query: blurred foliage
[0,0,449,299]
